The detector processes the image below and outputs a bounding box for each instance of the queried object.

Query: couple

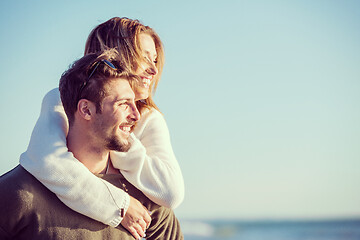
[0,17,184,240]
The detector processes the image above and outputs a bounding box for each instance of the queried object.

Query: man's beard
[92,123,132,152]
[105,136,131,152]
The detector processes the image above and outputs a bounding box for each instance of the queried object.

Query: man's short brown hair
[59,49,139,125]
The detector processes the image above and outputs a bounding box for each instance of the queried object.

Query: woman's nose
[146,62,158,76]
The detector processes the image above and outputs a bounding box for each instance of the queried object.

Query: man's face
[91,78,140,152]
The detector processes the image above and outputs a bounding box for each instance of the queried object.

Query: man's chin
[106,139,131,152]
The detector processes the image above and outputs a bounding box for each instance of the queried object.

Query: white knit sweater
[19,88,184,227]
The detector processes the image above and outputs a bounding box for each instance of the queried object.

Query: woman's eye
[145,56,157,64]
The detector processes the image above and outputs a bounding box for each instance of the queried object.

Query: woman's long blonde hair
[84,17,164,113]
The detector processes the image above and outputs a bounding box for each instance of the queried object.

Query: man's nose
[129,104,140,122]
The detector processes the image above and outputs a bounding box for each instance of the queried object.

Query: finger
[138,219,147,231]
[133,223,146,239]
[144,212,151,228]
[128,226,141,240]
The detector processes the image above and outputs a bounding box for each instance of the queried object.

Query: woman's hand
[121,196,151,239]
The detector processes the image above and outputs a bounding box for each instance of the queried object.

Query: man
[0,50,183,240]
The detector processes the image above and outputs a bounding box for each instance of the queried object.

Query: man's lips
[119,125,132,135]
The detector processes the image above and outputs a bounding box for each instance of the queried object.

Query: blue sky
[0,0,359,220]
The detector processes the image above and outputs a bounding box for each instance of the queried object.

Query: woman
[20,17,184,228]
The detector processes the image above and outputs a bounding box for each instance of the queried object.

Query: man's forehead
[106,78,135,99]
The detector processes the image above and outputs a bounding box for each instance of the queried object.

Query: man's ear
[77,99,96,120]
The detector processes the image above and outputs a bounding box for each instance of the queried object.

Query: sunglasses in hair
[78,59,117,101]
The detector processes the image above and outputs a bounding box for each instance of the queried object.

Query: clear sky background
[0,0,359,221]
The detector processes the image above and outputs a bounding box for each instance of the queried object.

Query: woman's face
[134,33,158,101]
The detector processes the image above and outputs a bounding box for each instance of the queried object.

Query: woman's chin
[135,90,150,101]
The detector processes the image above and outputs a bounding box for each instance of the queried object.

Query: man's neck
[66,125,109,174]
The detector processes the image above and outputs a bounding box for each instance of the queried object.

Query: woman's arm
[111,109,185,209]
[19,88,130,227]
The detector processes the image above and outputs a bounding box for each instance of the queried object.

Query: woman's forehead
[139,33,157,57]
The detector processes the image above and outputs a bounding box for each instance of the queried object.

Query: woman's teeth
[142,78,151,88]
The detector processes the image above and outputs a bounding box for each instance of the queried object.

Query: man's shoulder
[0,166,132,239]
[0,165,46,238]
[0,165,41,188]
[0,165,49,205]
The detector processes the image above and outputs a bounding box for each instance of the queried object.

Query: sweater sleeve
[110,109,185,209]
[19,88,130,227]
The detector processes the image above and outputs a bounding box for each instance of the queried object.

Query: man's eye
[119,102,128,107]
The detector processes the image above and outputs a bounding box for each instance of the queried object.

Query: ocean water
[180,219,360,240]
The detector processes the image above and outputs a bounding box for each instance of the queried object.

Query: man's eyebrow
[114,97,132,103]
[114,99,127,103]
